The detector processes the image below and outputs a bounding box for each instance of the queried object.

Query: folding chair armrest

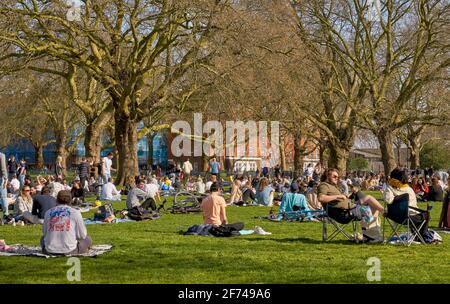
[408,206,428,213]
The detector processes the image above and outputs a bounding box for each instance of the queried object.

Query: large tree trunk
[377,130,397,176]
[115,112,139,185]
[409,142,421,170]
[84,108,113,163]
[327,142,348,176]
[34,143,44,169]
[147,132,155,167]
[84,123,103,163]
[407,128,423,170]
[55,131,68,176]
[202,153,209,172]
[319,142,326,167]
[293,133,305,176]
[280,139,287,171]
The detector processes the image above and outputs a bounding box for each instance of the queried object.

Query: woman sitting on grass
[13,185,33,224]
[255,177,275,206]
[186,176,196,192]
[35,175,47,193]
[195,176,206,194]
[425,177,444,202]
[413,177,429,201]
[228,178,243,205]
[70,180,85,205]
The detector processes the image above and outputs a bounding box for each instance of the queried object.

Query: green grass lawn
[0,191,449,284]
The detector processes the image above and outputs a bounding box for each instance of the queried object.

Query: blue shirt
[210,162,220,174]
[278,192,312,220]
[256,186,274,206]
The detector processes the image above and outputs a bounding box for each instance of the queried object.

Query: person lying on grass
[41,190,92,255]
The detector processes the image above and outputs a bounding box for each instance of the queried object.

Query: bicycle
[169,191,208,213]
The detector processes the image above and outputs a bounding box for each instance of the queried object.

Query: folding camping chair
[383,193,431,246]
[322,204,361,243]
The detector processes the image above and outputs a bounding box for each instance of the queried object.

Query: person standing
[17,159,27,188]
[1,152,9,221]
[54,156,65,179]
[101,152,115,185]
[182,158,193,184]
[305,163,314,182]
[77,157,90,191]
[7,155,18,181]
[209,157,220,177]
[274,164,281,178]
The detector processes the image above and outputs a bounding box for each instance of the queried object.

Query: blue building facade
[1,123,169,168]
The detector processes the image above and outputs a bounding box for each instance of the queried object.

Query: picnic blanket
[0,244,113,258]
[434,228,450,234]
[84,218,135,225]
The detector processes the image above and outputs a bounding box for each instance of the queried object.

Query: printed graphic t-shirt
[43,205,87,254]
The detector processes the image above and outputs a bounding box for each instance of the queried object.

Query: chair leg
[384,219,405,245]
[409,219,427,244]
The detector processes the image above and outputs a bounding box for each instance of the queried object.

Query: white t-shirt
[183,161,193,174]
[196,181,206,194]
[50,182,65,198]
[205,181,213,191]
[144,183,159,198]
[103,157,112,175]
[102,182,120,200]
[10,178,20,192]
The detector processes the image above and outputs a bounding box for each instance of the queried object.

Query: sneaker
[17,220,25,226]
[254,226,272,235]
[10,218,16,226]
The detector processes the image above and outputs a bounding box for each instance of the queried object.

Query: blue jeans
[19,175,25,187]
[102,174,110,185]
[0,178,8,216]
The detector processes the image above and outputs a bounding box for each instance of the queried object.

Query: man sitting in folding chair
[383,168,430,245]
[318,168,385,242]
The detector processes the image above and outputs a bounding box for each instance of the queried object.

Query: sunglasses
[23,189,31,192]
[331,175,339,178]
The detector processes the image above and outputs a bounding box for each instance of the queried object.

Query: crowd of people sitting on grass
[1,149,449,253]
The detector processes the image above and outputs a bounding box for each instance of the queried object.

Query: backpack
[93,203,115,221]
[209,225,242,237]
